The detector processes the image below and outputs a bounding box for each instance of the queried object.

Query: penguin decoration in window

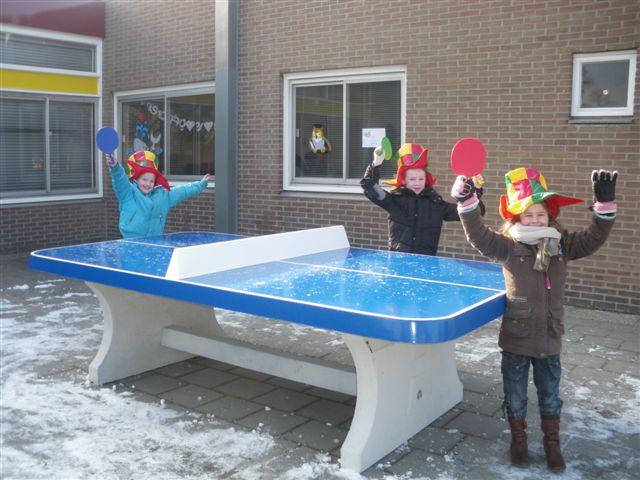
[308,124,332,155]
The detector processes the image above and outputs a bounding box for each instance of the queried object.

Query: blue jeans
[501,351,563,421]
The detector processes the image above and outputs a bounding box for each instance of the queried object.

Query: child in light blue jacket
[105,150,210,238]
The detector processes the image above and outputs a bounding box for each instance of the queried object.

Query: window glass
[120,91,215,178]
[295,85,343,178]
[168,94,215,176]
[347,81,400,180]
[49,102,95,190]
[580,60,630,108]
[0,32,95,72]
[0,98,46,195]
[121,98,165,172]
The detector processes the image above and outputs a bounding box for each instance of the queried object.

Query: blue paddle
[96,126,120,154]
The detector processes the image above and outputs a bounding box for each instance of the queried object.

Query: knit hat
[127,150,170,191]
[499,167,582,219]
[384,143,436,188]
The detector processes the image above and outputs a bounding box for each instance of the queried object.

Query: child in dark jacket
[105,150,210,239]
[451,167,617,472]
[361,143,482,255]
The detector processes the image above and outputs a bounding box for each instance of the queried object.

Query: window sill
[1,193,103,208]
[568,116,634,124]
[280,189,369,202]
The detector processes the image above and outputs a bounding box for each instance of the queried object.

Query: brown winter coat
[460,207,614,358]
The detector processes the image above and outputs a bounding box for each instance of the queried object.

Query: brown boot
[541,415,566,472]
[507,410,529,467]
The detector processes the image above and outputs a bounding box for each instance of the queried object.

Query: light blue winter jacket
[110,163,208,238]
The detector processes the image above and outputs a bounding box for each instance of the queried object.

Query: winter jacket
[459,206,614,358]
[361,163,459,255]
[110,163,208,238]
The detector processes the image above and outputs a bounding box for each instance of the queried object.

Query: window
[284,67,405,193]
[0,95,97,200]
[571,50,637,117]
[0,31,96,73]
[118,85,215,180]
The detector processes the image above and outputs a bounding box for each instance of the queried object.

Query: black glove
[591,169,617,203]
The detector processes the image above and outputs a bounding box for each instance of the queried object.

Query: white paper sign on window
[362,128,386,148]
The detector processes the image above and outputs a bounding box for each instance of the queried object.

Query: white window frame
[114,82,215,186]
[571,50,636,117]
[283,66,406,194]
[0,25,103,205]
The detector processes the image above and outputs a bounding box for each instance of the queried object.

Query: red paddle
[450,138,486,176]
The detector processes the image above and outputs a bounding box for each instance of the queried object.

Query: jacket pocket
[501,303,532,338]
[548,306,565,337]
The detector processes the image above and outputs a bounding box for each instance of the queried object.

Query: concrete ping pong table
[29,226,506,472]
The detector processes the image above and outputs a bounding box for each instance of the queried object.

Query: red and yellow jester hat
[126,150,170,191]
[499,167,582,220]
[384,143,436,188]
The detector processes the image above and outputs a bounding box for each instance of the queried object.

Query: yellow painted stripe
[0,69,99,95]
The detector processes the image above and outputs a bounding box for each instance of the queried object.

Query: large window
[0,95,97,199]
[571,50,637,118]
[284,67,405,193]
[118,85,215,180]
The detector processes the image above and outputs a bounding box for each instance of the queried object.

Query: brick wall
[236,0,639,313]
[102,0,217,238]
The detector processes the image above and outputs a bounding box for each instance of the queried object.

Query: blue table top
[29,232,506,343]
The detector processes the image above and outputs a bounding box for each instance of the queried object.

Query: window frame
[571,50,637,118]
[114,82,215,185]
[283,66,406,194]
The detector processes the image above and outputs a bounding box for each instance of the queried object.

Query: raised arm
[452,175,512,261]
[360,148,391,208]
[566,170,617,260]
[106,154,134,204]
[167,174,209,208]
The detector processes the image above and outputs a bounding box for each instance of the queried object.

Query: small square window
[571,50,637,117]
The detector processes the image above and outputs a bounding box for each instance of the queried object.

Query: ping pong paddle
[96,126,120,154]
[450,138,486,177]
[374,136,393,161]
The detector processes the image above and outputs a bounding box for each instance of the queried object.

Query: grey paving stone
[446,411,509,441]
[195,396,264,421]
[603,359,639,375]
[229,444,325,480]
[295,399,354,425]
[181,367,238,388]
[568,366,622,386]
[407,425,465,454]
[459,390,502,417]
[124,372,184,395]
[580,334,624,349]
[266,376,310,392]
[160,384,223,408]
[154,359,205,377]
[237,408,308,435]
[387,449,458,478]
[431,407,464,428]
[191,357,236,371]
[284,420,347,451]
[619,339,640,354]
[458,371,499,394]
[563,352,608,369]
[227,366,274,382]
[252,388,317,412]
[214,377,278,399]
[303,386,354,403]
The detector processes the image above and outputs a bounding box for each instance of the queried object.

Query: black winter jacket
[361,163,460,255]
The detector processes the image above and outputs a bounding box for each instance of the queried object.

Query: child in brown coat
[451,167,617,472]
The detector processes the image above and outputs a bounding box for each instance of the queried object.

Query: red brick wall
[236,0,639,313]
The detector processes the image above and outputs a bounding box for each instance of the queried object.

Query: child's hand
[451,175,476,202]
[202,173,211,182]
[372,148,385,167]
[591,169,617,202]
[104,153,118,168]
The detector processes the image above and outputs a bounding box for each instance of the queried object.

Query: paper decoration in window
[308,124,332,154]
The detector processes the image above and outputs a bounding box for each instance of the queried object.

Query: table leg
[340,334,463,472]
[87,282,222,385]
